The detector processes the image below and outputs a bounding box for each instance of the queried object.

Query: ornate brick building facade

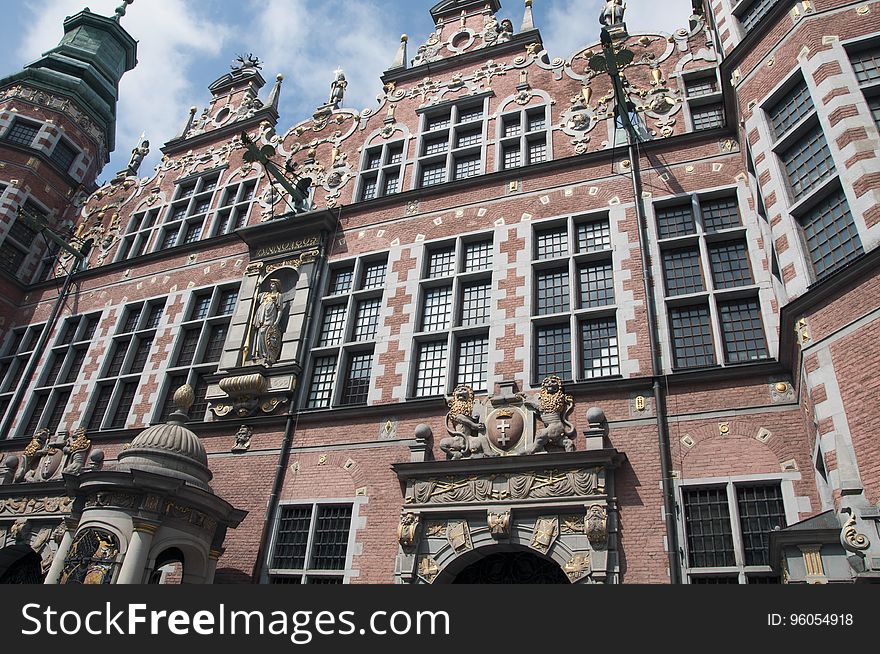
[0,0,878,584]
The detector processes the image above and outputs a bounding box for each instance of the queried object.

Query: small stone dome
[116,385,212,491]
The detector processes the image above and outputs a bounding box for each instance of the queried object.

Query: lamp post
[590,26,683,584]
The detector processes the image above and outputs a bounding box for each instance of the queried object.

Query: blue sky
[0,0,695,181]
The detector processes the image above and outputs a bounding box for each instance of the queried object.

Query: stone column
[204,547,225,584]
[116,520,160,584]
[44,518,78,585]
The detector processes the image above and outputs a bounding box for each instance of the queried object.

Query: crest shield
[486,407,525,452]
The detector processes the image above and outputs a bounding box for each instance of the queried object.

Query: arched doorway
[0,545,44,584]
[149,547,185,584]
[447,548,570,584]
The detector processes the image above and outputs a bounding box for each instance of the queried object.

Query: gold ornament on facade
[531,517,558,554]
[397,512,421,549]
[563,553,592,582]
[487,509,511,537]
[417,556,439,583]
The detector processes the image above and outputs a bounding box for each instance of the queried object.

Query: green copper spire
[0,6,138,163]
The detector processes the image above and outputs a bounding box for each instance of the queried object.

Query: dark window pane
[23,393,49,435]
[692,105,724,130]
[63,348,87,384]
[307,356,337,409]
[670,304,715,369]
[579,262,615,308]
[310,505,352,571]
[851,47,880,85]
[122,307,143,334]
[663,248,704,296]
[709,241,753,289]
[106,338,131,377]
[46,390,71,434]
[718,298,768,364]
[421,162,446,187]
[414,341,447,397]
[421,287,452,332]
[175,330,200,367]
[767,79,814,139]
[353,299,382,341]
[318,304,347,347]
[577,219,611,252]
[160,375,188,420]
[110,382,137,429]
[536,269,570,315]
[581,317,619,379]
[427,247,455,278]
[203,324,227,363]
[145,304,164,329]
[657,204,696,239]
[801,188,863,279]
[190,375,209,419]
[456,336,488,391]
[460,282,491,326]
[44,352,66,386]
[190,294,212,321]
[701,197,741,232]
[536,325,571,380]
[502,145,521,169]
[536,226,568,259]
[272,506,313,570]
[782,124,835,198]
[340,352,372,406]
[51,140,78,171]
[88,385,114,430]
[5,120,40,146]
[684,487,735,568]
[737,484,786,566]
[218,290,238,316]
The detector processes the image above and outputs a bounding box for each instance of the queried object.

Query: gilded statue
[523,376,576,454]
[252,279,284,366]
[14,428,50,483]
[439,385,495,459]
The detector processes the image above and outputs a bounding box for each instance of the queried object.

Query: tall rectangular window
[682,481,787,583]
[307,256,387,408]
[23,314,100,437]
[417,100,487,189]
[670,304,715,369]
[497,105,550,171]
[0,323,45,425]
[413,237,493,396]
[358,140,405,201]
[532,215,617,382]
[269,504,354,584]
[157,287,236,422]
[157,172,221,249]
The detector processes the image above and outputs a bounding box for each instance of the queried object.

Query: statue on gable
[252,278,284,366]
[523,376,576,454]
[600,0,626,27]
[498,18,514,43]
[328,68,347,108]
[439,385,495,459]
[125,134,150,177]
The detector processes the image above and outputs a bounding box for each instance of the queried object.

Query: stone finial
[390,34,409,71]
[521,0,535,31]
[173,384,195,418]
[113,0,134,22]
[267,73,284,111]
[177,106,198,140]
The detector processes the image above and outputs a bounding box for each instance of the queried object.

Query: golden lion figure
[439,385,495,459]
[523,376,576,454]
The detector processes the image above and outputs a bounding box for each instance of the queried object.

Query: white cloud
[543,0,696,60]
[250,0,401,124]
[18,0,233,180]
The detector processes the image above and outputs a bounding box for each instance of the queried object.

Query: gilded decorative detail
[254,237,320,260]
[264,249,319,275]
[487,510,511,537]
[563,553,592,583]
[397,512,421,549]
[417,556,440,584]
[531,517,559,554]
[424,521,447,538]
[560,515,585,534]
[841,509,870,552]
[447,520,472,552]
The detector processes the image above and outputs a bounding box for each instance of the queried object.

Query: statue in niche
[251,278,284,366]
[14,428,50,483]
[125,135,149,177]
[600,0,626,26]
[328,68,347,108]
[439,385,495,459]
[523,376,576,454]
